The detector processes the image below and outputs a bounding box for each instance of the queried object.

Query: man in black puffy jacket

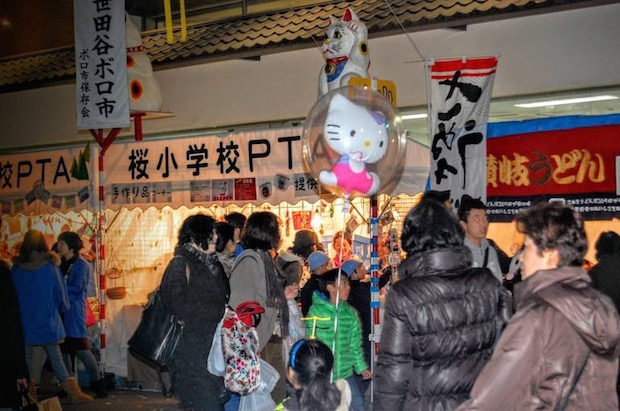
[374,200,511,410]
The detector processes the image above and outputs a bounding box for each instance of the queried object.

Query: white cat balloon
[319,94,388,197]
[318,8,370,98]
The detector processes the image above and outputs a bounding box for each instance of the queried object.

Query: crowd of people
[2,195,619,411]
[1,229,101,410]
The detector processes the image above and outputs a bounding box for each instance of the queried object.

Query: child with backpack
[275,339,351,410]
[306,268,372,411]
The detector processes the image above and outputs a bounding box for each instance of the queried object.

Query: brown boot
[61,377,94,403]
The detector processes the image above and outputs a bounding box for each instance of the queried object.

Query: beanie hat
[293,230,316,249]
[341,259,363,277]
[308,251,329,272]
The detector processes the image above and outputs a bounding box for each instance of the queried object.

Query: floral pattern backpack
[221,301,264,395]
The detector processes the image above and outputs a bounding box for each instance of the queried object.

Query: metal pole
[97,153,107,378]
[369,195,380,403]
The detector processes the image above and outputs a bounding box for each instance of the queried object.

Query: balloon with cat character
[303,86,406,199]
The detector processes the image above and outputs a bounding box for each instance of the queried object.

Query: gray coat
[229,249,278,350]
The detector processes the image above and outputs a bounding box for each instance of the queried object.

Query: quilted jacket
[374,245,510,411]
[306,291,368,380]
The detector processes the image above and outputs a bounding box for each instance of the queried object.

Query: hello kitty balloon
[303,87,406,199]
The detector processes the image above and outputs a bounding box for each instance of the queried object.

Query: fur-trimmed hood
[13,251,60,271]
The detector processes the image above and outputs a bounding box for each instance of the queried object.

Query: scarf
[258,249,289,338]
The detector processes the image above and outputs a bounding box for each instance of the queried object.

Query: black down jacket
[374,245,511,411]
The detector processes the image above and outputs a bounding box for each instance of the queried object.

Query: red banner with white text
[487,121,620,221]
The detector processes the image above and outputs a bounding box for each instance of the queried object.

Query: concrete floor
[46,389,180,411]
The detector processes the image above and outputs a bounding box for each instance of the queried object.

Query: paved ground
[44,389,180,411]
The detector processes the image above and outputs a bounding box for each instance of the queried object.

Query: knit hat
[341,259,363,277]
[307,251,329,271]
[293,230,316,249]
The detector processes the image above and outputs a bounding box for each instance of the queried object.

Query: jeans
[346,375,367,411]
[224,393,240,411]
[63,349,100,382]
[26,344,69,383]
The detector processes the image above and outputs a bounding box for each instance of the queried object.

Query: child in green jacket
[306,268,371,411]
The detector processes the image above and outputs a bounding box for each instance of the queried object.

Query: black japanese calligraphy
[129,149,149,180]
[187,144,209,176]
[216,141,240,174]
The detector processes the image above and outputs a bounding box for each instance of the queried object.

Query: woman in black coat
[0,260,28,409]
[160,214,230,411]
[374,200,511,411]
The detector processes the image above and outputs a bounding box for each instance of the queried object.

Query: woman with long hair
[275,339,351,410]
[159,214,230,411]
[11,229,93,403]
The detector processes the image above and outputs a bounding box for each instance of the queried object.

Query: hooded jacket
[374,245,510,411]
[457,266,620,411]
[11,251,69,345]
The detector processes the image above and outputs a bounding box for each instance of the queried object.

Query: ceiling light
[514,95,618,108]
[401,113,428,120]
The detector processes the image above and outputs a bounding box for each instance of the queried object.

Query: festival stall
[0,123,428,379]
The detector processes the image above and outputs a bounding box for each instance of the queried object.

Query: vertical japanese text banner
[426,56,498,205]
[74,0,130,129]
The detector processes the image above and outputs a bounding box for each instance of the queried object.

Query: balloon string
[331,197,349,382]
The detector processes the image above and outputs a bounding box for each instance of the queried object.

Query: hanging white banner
[426,56,498,206]
[74,0,129,130]
[0,145,95,214]
[99,128,429,210]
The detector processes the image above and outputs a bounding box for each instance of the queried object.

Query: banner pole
[369,195,380,403]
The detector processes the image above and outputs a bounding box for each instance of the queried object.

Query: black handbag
[18,387,38,411]
[128,287,184,369]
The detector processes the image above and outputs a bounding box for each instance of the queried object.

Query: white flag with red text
[426,56,498,207]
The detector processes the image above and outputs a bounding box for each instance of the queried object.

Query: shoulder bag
[127,260,189,369]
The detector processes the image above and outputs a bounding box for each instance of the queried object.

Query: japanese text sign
[101,128,322,209]
[0,146,94,214]
[74,0,130,129]
[427,56,498,205]
[486,115,620,221]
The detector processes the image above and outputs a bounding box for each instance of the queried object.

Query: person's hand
[16,378,27,391]
[206,242,216,255]
[361,369,372,380]
[284,284,299,300]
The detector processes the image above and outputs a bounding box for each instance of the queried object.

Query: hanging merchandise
[105,247,127,300]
